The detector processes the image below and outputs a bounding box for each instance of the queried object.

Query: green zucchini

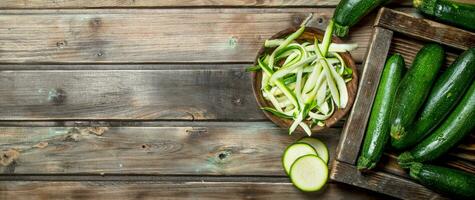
[398,80,475,167]
[289,155,328,192]
[357,54,405,170]
[392,48,475,150]
[409,163,475,199]
[298,137,329,164]
[333,0,391,37]
[282,142,318,175]
[390,44,444,146]
[414,0,475,31]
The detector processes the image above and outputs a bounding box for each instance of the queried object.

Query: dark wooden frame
[331,8,475,200]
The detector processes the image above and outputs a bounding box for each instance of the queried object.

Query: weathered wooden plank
[330,160,448,200]
[336,27,393,165]
[0,67,267,120]
[0,181,388,200]
[376,8,475,51]
[0,0,413,8]
[0,123,341,174]
[0,64,362,121]
[0,8,375,64]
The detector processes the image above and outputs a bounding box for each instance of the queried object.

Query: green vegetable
[357,54,404,170]
[409,163,475,199]
[398,80,475,167]
[298,137,329,163]
[282,142,318,175]
[265,39,358,52]
[414,0,475,31]
[252,17,356,135]
[333,0,391,37]
[289,155,328,192]
[261,107,293,119]
[258,58,300,110]
[390,44,444,145]
[246,65,261,72]
[392,48,475,150]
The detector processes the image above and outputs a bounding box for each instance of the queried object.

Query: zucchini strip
[295,69,305,107]
[322,59,341,107]
[316,84,327,106]
[258,58,300,110]
[302,62,323,94]
[264,90,284,112]
[323,58,348,108]
[320,20,334,57]
[265,39,357,53]
[268,14,312,69]
[261,107,292,119]
[270,55,318,82]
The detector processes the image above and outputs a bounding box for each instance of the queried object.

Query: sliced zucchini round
[282,142,318,175]
[298,137,329,164]
[289,154,328,192]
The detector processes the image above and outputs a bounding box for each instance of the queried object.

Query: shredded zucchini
[254,16,354,136]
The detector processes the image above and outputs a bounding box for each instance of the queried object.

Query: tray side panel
[336,27,393,165]
[376,8,475,50]
[330,161,448,200]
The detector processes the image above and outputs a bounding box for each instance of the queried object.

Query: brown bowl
[251,27,358,133]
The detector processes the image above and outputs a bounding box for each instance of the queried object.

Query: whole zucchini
[357,54,404,170]
[398,79,475,167]
[333,0,391,37]
[409,163,475,199]
[390,44,444,145]
[414,0,475,31]
[392,48,475,150]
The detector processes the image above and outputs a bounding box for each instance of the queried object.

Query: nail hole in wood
[56,40,67,48]
[317,17,324,24]
[218,153,227,160]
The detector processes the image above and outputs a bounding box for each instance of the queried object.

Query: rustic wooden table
[0,1,416,199]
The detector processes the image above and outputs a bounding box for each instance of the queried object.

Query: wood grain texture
[336,27,393,165]
[0,8,375,64]
[0,181,389,200]
[376,8,475,51]
[0,0,413,8]
[0,123,341,174]
[389,35,459,67]
[330,160,448,200]
[0,67,265,120]
[0,64,363,121]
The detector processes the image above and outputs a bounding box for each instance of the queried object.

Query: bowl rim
[251,26,359,133]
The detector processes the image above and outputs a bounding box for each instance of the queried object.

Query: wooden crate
[330,8,475,200]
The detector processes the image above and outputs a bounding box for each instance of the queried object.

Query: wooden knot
[47,88,66,105]
[56,40,68,48]
[0,149,20,167]
[215,150,232,163]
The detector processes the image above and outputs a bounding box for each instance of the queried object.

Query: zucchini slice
[289,155,328,192]
[282,143,318,174]
[298,137,329,164]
